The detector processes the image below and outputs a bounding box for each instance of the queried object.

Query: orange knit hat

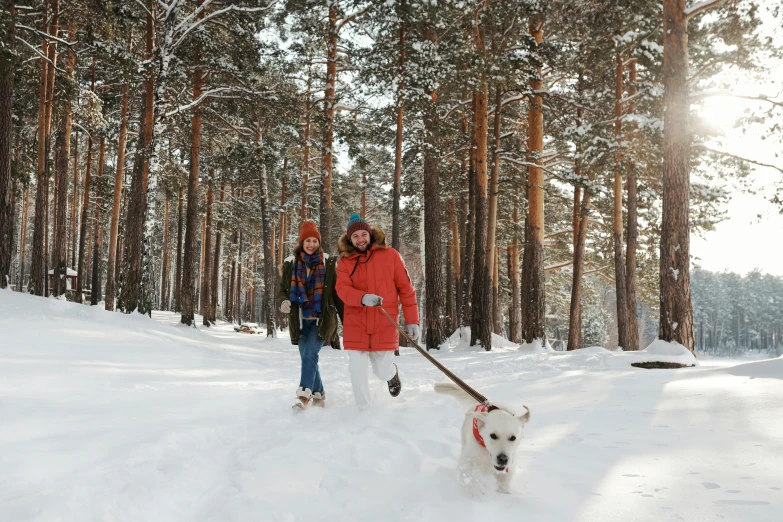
[298,220,322,244]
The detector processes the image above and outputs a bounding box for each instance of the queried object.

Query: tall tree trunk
[255,125,276,336]
[90,109,106,305]
[660,0,695,350]
[520,19,546,344]
[52,23,76,297]
[300,77,311,222]
[459,115,471,326]
[29,1,54,296]
[226,227,237,322]
[493,247,501,334]
[197,206,206,310]
[39,0,58,297]
[509,186,521,343]
[613,54,630,350]
[76,60,96,302]
[391,3,405,251]
[105,79,130,311]
[210,182,225,322]
[567,72,586,350]
[119,10,154,313]
[487,85,503,336]
[236,228,243,323]
[320,6,337,251]
[180,1,205,326]
[470,83,491,350]
[625,60,640,350]
[421,25,445,350]
[70,129,78,269]
[568,188,590,350]
[0,0,15,288]
[508,243,521,342]
[18,186,29,289]
[449,198,461,331]
[201,165,214,326]
[160,191,171,310]
[174,184,184,311]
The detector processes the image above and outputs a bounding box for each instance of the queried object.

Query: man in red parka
[336,213,420,410]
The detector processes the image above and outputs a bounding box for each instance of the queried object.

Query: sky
[690,16,783,279]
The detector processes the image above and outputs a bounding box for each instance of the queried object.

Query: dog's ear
[519,405,530,425]
[468,411,487,430]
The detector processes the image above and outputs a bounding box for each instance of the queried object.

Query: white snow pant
[348,350,396,410]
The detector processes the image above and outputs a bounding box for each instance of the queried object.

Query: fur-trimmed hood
[338,225,388,258]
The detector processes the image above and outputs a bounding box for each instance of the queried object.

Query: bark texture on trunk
[76,60,96,302]
[486,85,503,336]
[90,117,105,305]
[520,19,546,344]
[567,189,590,350]
[391,5,405,251]
[320,7,337,252]
[449,198,461,331]
[421,26,445,350]
[29,3,53,296]
[469,84,491,350]
[509,186,521,343]
[160,192,171,310]
[119,11,154,313]
[210,183,225,322]
[201,166,214,326]
[70,130,79,268]
[255,126,276,337]
[105,82,129,311]
[174,184,184,311]
[180,2,205,325]
[613,54,629,350]
[625,60,640,351]
[0,0,15,288]
[660,0,694,350]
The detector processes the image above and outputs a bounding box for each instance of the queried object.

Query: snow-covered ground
[1,290,781,522]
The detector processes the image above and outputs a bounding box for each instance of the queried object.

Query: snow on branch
[692,144,783,174]
[16,24,76,47]
[165,87,270,117]
[689,90,783,108]
[685,0,725,20]
[170,1,278,51]
[14,36,62,71]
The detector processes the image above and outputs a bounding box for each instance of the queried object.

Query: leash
[376,305,490,406]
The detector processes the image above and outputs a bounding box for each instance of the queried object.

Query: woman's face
[303,237,320,255]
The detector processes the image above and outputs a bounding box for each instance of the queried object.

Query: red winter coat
[336,226,419,351]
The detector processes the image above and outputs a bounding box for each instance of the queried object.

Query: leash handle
[376,305,489,405]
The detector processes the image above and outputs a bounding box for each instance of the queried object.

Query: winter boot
[312,391,326,408]
[387,363,401,397]
[293,387,312,412]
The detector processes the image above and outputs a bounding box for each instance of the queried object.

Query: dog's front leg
[458,458,486,498]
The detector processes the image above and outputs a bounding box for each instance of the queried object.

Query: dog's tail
[434,382,477,408]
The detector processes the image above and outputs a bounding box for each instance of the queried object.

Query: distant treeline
[692,269,783,354]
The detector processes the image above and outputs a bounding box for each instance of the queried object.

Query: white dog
[435,382,530,495]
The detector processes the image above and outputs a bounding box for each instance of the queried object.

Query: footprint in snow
[701,482,720,490]
[713,500,770,506]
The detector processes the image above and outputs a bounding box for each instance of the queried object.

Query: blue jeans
[299,320,325,395]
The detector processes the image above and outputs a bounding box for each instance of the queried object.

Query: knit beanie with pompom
[346,213,372,238]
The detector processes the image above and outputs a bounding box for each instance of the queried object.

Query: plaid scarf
[290,251,326,319]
